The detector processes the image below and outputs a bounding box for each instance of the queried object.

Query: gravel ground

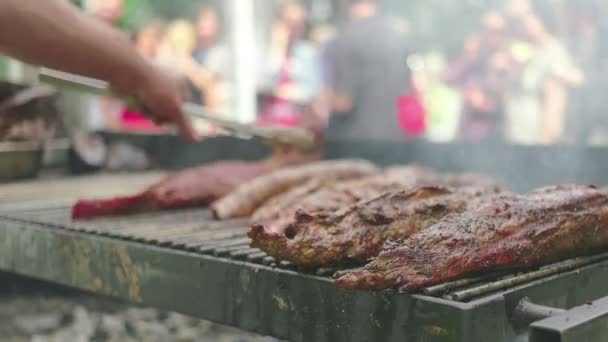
[0,275,282,342]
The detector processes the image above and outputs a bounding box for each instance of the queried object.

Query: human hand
[112,62,199,142]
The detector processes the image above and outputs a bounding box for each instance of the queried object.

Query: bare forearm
[0,0,147,91]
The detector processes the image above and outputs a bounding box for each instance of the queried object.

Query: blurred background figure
[80,0,127,132]
[309,24,337,123]
[257,0,322,128]
[444,11,511,143]
[503,14,583,145]
[561,1,607,145]
[90,0,124,25]
[156,19,197,74]
[504,0,533,24]
[413,53,462,143]
[326,0,410,141]
[191,5,233,115]
[116,20,167,133]
[156,18,224,135]
[3,0,605,148]
[134,20,165,60]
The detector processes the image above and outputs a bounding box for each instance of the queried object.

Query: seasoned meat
[71,139,325,220]
[250,185,501,267]
[72,160,281,219]
[334,185,608,291]
[441,173,503,188]
[251,167,502,235]
[250,166,438,234]
[211,160,379,219]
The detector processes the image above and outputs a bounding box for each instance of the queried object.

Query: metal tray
[0,141,43,181]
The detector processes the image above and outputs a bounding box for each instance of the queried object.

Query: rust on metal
[116,245,142,303]
[60,237,104,293]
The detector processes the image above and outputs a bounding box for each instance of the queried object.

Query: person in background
[90,0,124,25]
[191,6,233,115]
[117,20,168,133]
[444,11,512,142]
[257,0,322,128]
[0,0,197,141]
[156,20,198,73]
[83,0,127,132]
[415,53,463,143]
[156,19,219,135]
[327,0,410,141]
[504,0,533,26]
[134,20,165,60]
[309,24,336,123]
[561,3,603,144]
[503,14,584,145]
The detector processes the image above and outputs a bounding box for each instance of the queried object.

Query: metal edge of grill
[3,207,608,303]
[3,207,608,341]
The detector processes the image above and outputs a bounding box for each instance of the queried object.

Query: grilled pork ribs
[334,185,608,290]
[250,185,501,266]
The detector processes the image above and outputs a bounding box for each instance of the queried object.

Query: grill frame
[5,137,608,341]
[3,208,608,341]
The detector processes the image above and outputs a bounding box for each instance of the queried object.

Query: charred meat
[211,160,379,219]
[250,185,501,267]
[334,185,608,291]
[251,167,501,235]
[250,166,438,234]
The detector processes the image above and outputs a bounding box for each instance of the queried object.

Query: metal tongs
[38,68,316,150]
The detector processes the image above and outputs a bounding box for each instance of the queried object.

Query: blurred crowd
[416,0,592,145]
[81,0,608,145]
[81,0,411,141]
[83,0,230,135]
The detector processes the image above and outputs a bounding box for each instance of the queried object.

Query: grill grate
[5,207,608,303]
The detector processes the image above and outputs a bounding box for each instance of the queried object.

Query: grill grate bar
[8,207,608,304]
[131,226,206,242]
[229,248,263,260]
[279,261,296,270]
[422,271,510,296]
[246,252,268,262]
[315,267,339,277]
[444,252,608,302]
[213,244,252,257]
[199,237,251,254]
[263,256,276,266]
[178,235,246,252]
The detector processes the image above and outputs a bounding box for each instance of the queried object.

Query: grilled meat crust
[250,185,501,267]
[334,185,608,291]
[211,160,379,219]
[72,160,279,219]
[250,166,502,234]
[250,166,438,233]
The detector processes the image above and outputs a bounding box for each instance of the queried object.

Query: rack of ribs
[251,166,502,235]
[250,185,502,267]
[334,184,608,291]
[250,166,440,234]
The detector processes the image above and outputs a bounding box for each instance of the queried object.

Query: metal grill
[5,207,608,341]
[5,207,287,267]
[6,207,608,303]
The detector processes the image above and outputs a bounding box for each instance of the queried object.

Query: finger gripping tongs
[38,68,316,150]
